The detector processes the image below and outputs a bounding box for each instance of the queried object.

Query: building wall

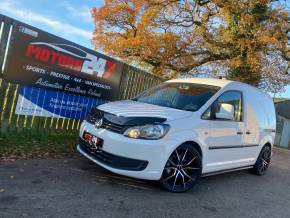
[281,119,290,148]
[278,116,290,148]
[275,116,283,146]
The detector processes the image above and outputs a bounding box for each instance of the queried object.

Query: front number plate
[83,131,103,151]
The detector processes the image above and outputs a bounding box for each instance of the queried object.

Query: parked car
[77,78,276,192]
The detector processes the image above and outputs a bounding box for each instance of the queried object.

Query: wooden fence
[0,17,162,133]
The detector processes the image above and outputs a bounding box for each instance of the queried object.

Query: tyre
[160,144,202,192]
[250,145,271,176]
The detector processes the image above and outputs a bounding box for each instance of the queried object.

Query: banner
[15,86,107,119]
[2,14,124,100]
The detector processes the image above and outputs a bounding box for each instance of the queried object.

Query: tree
[259,53,290,96]
[91,0,290,88]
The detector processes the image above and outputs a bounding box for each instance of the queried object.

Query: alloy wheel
[250,145,272,176]
[257,146,271,175]
[160,145,202,192]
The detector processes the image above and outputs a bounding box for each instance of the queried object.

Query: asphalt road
[0,148,290,218]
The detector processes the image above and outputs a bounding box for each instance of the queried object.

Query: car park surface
[0,147,289,218]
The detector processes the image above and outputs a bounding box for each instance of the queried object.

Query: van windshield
[133,82,220,112]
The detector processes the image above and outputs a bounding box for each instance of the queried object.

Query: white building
[275,100,290,148]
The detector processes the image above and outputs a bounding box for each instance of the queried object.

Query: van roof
[166,77,271,99]
[166,78,233,87]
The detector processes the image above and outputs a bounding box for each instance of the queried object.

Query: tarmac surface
[0,147,290,218]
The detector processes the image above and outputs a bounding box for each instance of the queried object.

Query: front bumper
[77,120,179,180]
[78,138,148,171]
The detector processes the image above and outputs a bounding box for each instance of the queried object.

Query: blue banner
[15,86,107,119]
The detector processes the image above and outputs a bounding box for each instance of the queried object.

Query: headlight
[124,124,170,140]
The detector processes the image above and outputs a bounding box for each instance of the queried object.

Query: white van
[77,78,276,192]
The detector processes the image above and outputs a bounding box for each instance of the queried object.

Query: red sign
[2,15,124,100]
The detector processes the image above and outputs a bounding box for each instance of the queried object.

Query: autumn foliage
[91,0,290,91]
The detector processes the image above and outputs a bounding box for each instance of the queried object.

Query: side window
[202,91,243,121]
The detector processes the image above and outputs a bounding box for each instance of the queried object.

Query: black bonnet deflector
[104,113,167,126]
[89,107,167,126]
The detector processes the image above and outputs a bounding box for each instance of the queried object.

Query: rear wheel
[160,144,202,192]
[250,145,271,176]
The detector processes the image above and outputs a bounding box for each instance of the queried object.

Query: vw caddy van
[77,78,276,192]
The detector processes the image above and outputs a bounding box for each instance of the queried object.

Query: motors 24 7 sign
[3,19,124,100]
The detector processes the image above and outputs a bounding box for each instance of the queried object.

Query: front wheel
[250,145,271,176]
[160,144,202,192]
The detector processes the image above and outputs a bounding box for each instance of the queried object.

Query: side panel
[243,88,276,162]
[243,89,262,146]
[242,90,265,163]
[244,90,276,145]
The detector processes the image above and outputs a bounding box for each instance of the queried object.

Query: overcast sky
[0,0,289,98]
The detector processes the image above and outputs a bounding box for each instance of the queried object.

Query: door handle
[237,131,243,135]
[246,131,251,135]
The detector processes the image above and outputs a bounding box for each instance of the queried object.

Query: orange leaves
[133,0,148,14]
[91,0,290,87]
[91,0,180,70]
[139,6,160,28]
[257,35,279,47]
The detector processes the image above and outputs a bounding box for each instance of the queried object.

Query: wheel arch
[181,140,203,159]
[263,142,273,156]
[263,142,272,148]
[254,141,273,163]
[259,135,274,149]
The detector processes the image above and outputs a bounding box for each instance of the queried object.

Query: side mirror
[215,103,235,120]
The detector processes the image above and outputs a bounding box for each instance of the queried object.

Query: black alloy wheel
[250,145,271,176]
[160,144,202,192]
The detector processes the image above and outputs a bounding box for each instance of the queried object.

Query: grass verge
[0,131,79,161]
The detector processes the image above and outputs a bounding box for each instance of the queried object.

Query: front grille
[79,138,148,171]
[87,109,126,134]
[101,118,125,133]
